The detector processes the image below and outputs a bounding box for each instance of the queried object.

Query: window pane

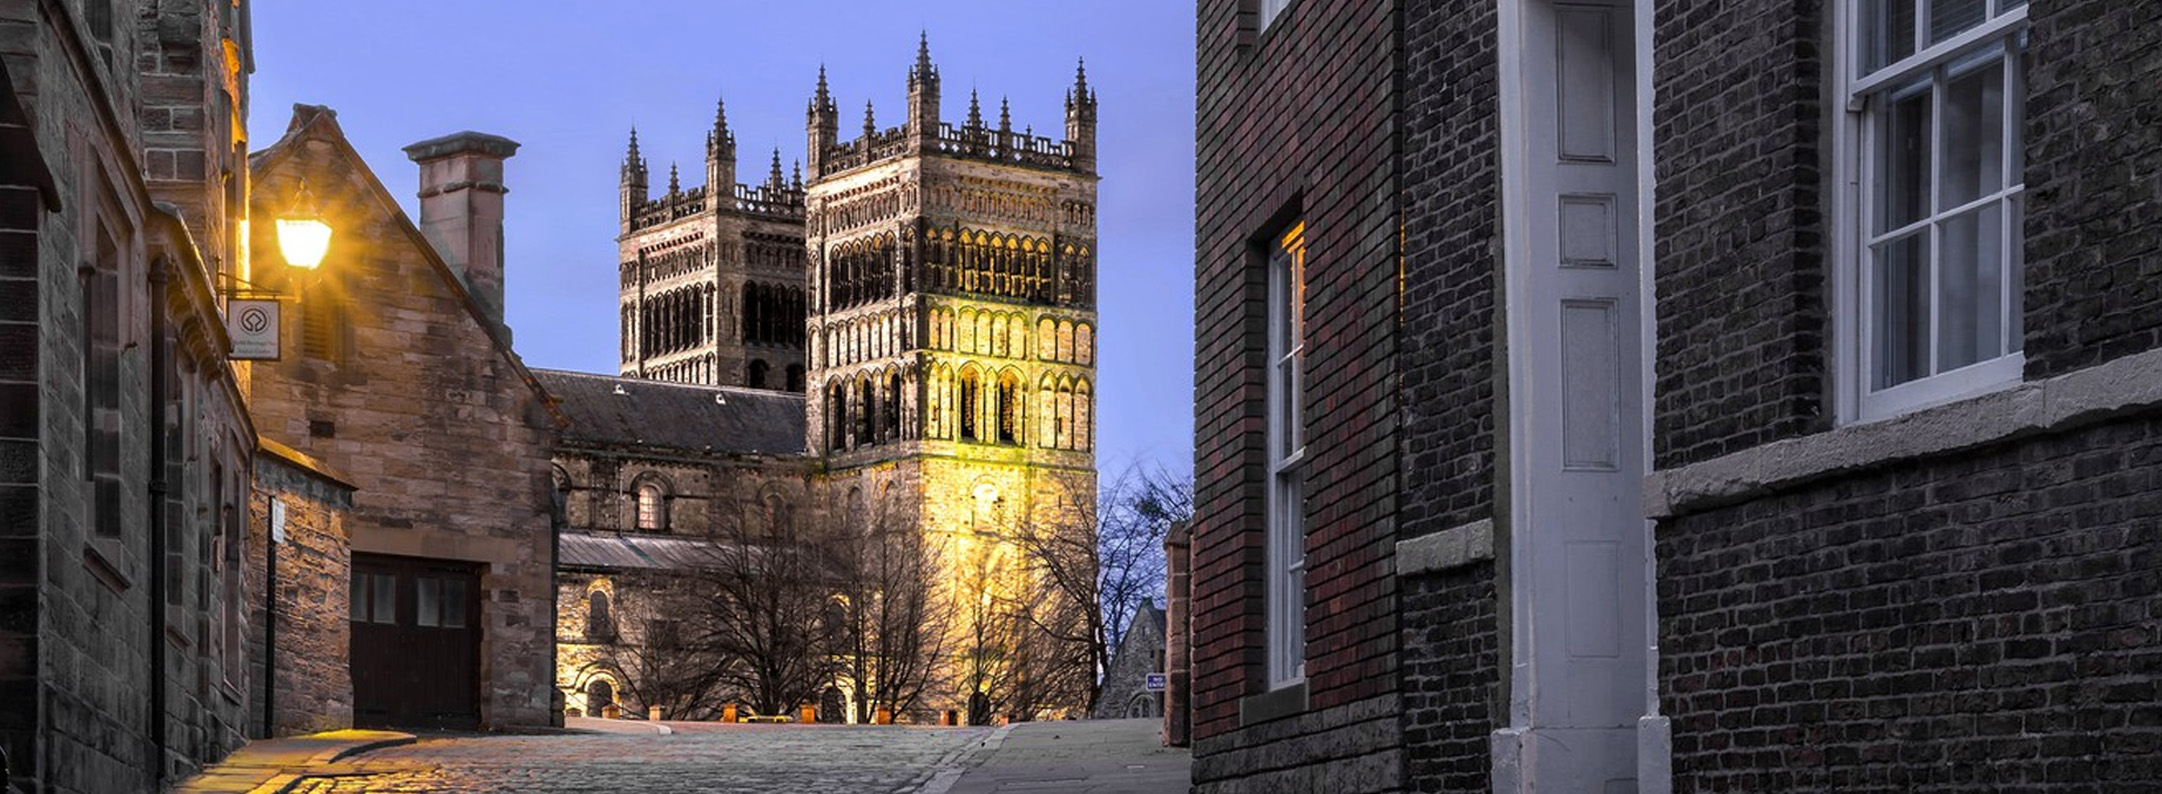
[2008,194,2025,353]
[371,574,396,624]
[1936,203,2005,372]
[1863,0,1917,71]
[1874,233,1932,389]
[444,579,468,629]
[350,571,366,621]
[1939,48,2005,209]
[1928,0,1987,44]
[417,578,441,628]
[1876,82,1932,233]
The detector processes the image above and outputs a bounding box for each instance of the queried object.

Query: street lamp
[275,179,332,269]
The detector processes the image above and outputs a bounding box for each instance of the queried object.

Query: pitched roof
[559,530,736,571]
[533,369,806,456]
[248,104,567,430]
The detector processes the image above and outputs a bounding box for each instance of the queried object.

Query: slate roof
[559,530,735,571]
[533,369,806,456]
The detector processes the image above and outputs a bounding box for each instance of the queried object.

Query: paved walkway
[934,719,1190,794]
[172,719,1187,794]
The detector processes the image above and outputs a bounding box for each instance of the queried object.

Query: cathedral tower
[803,39,1100,716]
[619,103,810,390]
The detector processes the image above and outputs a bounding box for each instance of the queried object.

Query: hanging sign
[228,299,281,360]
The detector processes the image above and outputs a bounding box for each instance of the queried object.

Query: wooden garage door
[351,554,482,730]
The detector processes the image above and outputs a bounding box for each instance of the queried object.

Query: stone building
[245,106,564,731]
[537,368,814,720]
[1192,0,2161,792]
[1092,602,1166,720]
[245,439,357,738]
[593,38,1103,721]
[1,0,265,789]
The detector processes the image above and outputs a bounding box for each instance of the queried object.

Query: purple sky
[246,2,1197,480]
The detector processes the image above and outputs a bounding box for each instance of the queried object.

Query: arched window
[885,372,903,442]
[764,493,794,538]
[1057,382,1074,450]
[858,377,876,446]
[551,466,572,529]
[959,368,981,441]
[748,359,770,389]
[1076,380,1093,451]
[586,591,615,642]
[1076,324,1094,365]
[997,372,1020,445]
[1039,378,1057,448]
[586,678,615,709]
[828,382,848,451]
[635,482,666,530]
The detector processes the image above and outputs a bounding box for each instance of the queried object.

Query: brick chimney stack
[403,131,520,331]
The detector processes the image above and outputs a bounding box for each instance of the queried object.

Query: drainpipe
[147,257,171,781]
[262,499,278,737]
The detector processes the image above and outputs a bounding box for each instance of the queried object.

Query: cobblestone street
[281,725,993,794]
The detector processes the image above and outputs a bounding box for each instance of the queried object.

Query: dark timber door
[351,554,482,730]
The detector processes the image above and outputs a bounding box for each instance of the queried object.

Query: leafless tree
[589,569,733,720]
[835,484,952,723]
[1009,462,1190,714]
[677,494,845,716]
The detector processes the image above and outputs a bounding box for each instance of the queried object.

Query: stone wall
[3,1,256,789]
[1398,561,1498,794]
[246,448,354,738]
[1192,0,1405,790]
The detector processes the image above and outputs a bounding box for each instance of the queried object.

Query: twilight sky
[247,1,1197,480]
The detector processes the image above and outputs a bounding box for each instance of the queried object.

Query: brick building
[245,106,565,731]
[1195,0,2160,792]
[1,0,267,790]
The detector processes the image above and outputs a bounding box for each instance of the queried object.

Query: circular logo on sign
[239,306,272,334]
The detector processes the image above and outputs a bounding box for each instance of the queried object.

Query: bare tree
[1009,462,1190,714]
[679,495,845,716]
[835,485,951,723]
[589,569,733,720]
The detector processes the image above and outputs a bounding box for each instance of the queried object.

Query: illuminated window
[997,373,1020,445]
[1844,0,2026,421]
[635,483,666,530]
[959,369,981,441]
[1265,220,1307,688]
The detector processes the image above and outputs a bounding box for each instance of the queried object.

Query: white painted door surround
[1494,0,1665,791]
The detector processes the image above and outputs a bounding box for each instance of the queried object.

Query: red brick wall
[1193,0,1400,740]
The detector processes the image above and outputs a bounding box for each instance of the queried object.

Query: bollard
[874,706,893,725]
[724,703,739,723]
[799,705,816,724]
[649,705,665,722]
[601,704,620,720]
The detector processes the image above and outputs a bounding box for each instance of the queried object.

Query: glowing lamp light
[276,180,332,269]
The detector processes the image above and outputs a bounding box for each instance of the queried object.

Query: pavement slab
[935,719,1190,794]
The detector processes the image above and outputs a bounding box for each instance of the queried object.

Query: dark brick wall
[1193,0,1401,745]
[1399,563,1499,794]
[0,174,43,794]
[2021,0,2162,379]
[1399,0,1499,539]
[1657,413,2162,792]
[1649,0,1830,470]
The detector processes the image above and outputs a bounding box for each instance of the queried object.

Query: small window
[635,483,666,531]
[587,590,615,641]
[350,572,397,625]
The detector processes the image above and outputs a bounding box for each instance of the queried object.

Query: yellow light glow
[276,217,331,269]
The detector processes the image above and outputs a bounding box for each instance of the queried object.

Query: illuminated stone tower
[618,101,811,390]
[804,37,1101,715]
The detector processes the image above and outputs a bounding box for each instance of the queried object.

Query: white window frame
[1257,0,1292,32]
[1836,0,2028,424]
[1264,222,1307,689]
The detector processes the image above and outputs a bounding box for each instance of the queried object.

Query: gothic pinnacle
[998,96,1012,132]
[914,30,934,81]
[625,127,641,165]
[864,100,878,136]
[967,89,983,128]
[815,64,832,108]
[667,162,680,194]
[768,148,785,187]
[713,94,731,141]
[791,160,803,190]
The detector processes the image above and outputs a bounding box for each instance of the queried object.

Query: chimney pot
[403,131,521,331]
